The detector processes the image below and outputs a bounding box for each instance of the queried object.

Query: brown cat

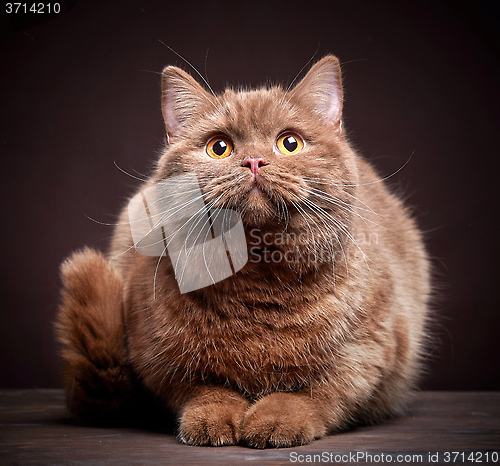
[56,55,430,448]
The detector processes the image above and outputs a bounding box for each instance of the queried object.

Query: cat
[56,55,431,448]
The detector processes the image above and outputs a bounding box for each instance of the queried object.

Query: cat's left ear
[290,55,343,130]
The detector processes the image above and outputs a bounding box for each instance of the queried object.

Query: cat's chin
[241,208,277,229]
[238,185,282,227]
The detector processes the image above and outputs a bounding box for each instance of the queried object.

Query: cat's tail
[55,247,138,425]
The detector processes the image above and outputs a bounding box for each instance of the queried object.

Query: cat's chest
[186,325,327,394]
[132,307,334,395]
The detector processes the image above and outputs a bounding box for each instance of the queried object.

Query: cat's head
[154,56,359,251]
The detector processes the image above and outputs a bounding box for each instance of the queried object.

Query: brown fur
[56,56,430,448]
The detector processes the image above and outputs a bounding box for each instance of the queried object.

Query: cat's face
[155,56,358,243]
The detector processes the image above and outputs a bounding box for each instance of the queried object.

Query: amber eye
[206,136,234,159]
[276,132,304,155]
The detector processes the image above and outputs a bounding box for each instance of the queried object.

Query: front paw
[179,399,248,446]
[241,392,326,448]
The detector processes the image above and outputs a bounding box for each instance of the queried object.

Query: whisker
[174,196,224,288]
[343,190,380,215]
[297,197,347,280]
[289,194,341,282]
[86,215,122,227]
[114,160,150,182]
[302,197,372,278]
[152,189,231,297]
[302,151,414,188]
[300,186,388,231]
[304,186,379,215]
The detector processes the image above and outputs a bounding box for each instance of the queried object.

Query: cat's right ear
[161,66,214,143]
[290,55,344,131]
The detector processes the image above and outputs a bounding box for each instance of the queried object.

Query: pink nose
[243,157,267,175]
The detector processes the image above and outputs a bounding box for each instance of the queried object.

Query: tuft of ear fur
[161,66,214,141]
[290,55,343,126]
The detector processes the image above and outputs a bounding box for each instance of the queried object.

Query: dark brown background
[1,0,498,390]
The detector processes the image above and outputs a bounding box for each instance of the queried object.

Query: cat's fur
[56,55,430,448]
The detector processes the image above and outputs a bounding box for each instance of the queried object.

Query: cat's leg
[56,248,136,424]
[176,385,251,446]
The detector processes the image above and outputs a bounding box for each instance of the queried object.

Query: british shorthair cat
[56,55,430,448]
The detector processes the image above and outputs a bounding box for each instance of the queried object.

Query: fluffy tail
[56,248,137,425]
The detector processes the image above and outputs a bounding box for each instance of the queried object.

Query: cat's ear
[290,55,343,129]
[161,66,214,142]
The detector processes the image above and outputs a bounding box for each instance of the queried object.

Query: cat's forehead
[213,86,296,139]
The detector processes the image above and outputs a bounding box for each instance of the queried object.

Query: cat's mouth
[243,175,274,201]
[203,169,308,227]
[237,172,304,227]
[250,184,262,194]
[248,173,266,193]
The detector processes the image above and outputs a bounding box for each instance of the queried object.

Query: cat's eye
[276,132,304,155]
[206,136,234,159]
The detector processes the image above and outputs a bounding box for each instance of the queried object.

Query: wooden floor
[1,390,499,465]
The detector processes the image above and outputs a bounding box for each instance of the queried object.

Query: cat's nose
[242,157,267,175]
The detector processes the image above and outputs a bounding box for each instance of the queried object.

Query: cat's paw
[178,400,248,446]
[241,392,326,449]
